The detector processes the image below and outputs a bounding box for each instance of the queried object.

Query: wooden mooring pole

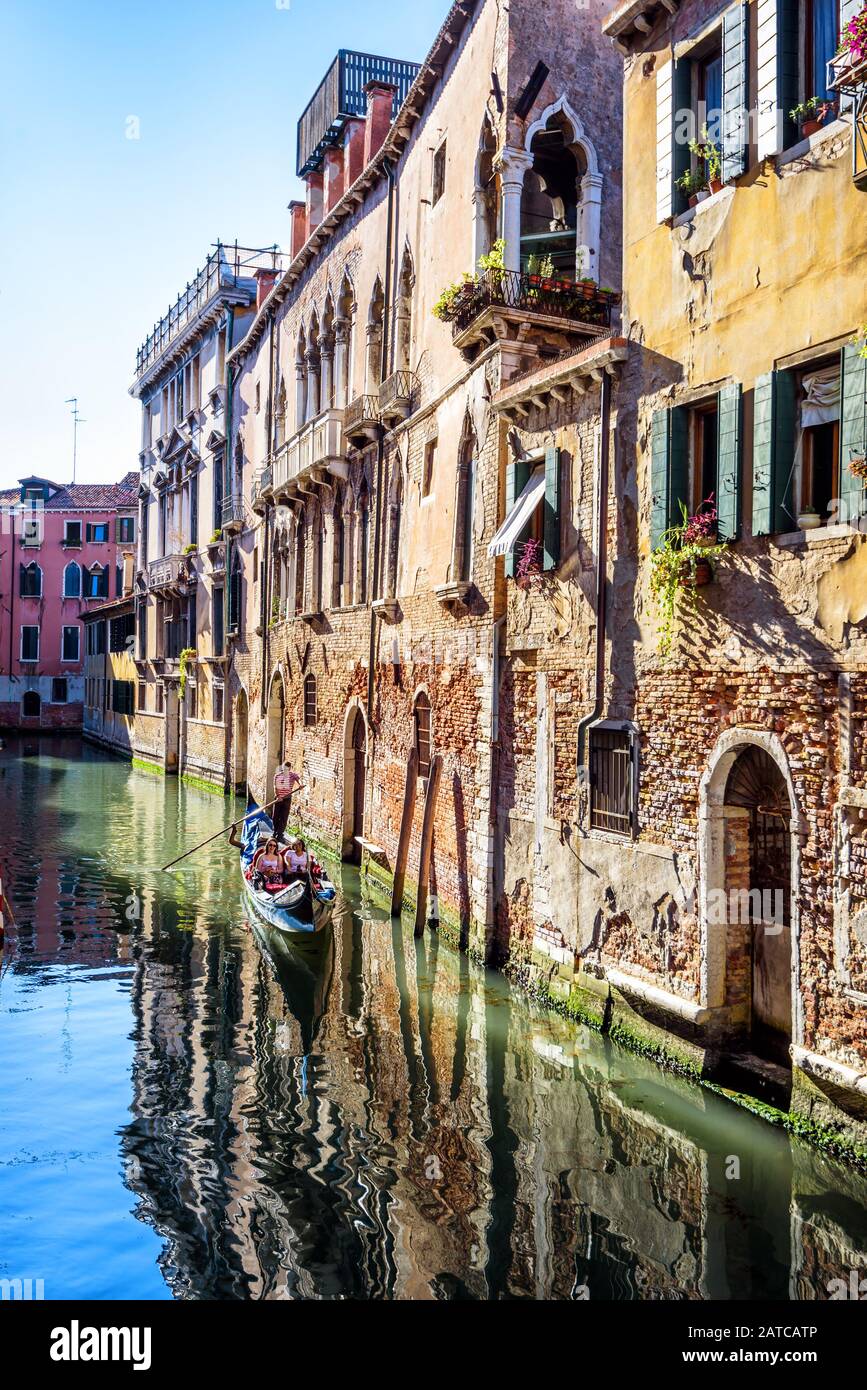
[391,747,418,917]
[414,754,442,939]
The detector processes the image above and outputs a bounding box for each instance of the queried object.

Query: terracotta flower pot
[680,558,712,588]
[709,177,723,194]
[802,119,823,136]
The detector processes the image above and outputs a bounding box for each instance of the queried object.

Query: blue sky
[0,0,446,487]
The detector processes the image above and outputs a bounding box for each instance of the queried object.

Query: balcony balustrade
[221,495,246,531]
[147,554,198,594]
[446,268,618,366]
[271,407,349,498]
[379,370,419,426]
[344,395,382,448]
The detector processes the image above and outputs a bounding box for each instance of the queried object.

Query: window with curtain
[804,0,839,104]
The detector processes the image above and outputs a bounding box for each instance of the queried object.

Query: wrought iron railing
[449,269,618,339]
[221,495,245,528]
[343,394,382,442]
[297,51,421,177]
[147,554,197,592]
[828,52,867,190]
[379,369,419,420]
[251,466,273,509]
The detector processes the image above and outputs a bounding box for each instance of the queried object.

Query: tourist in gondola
[285,837,310,882]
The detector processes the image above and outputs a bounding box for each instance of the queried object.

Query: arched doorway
[725,747,793,1064]
[233,689,249,795]
[265,673,285,803]
[343,706,367,864]
[22,690,41,720]
[521,113,584,277]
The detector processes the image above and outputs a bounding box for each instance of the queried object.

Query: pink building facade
[0,473,139,730]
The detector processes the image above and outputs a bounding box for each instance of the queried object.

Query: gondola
[240,797,337,937]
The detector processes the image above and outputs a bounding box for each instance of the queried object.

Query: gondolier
[273,761,303,840]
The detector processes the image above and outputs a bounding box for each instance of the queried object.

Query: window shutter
[757,0,798,159]
[672,59,693,216]
[840,344,867,524]
[722,3,749,183]
[656,60,674,222]
[651,410,671,549]
[115,518,122,543]
[717,384,743,540]
[85,523,93,543]
[504,458,532,578]
[543,447,561,571]
[752,371,797,535]
[670,406,689,516]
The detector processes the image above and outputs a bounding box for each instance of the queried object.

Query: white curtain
[800,365,840,428]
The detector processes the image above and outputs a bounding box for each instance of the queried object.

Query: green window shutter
[85,523,93,543]
[778,0,799,151]
[722,3,749,183]
[840,344,867,524]
[650,410,671,550]
[670,406,689,517]
[772,369,797,533]
[752,373,774,536]
[543,446,561,572]
[504,458,532,579]
[717,383,743,540]
[672,58,693,216]
[752,371,797,536]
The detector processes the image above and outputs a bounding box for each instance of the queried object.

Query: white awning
[488,466,546,558]
[801,365,841,428]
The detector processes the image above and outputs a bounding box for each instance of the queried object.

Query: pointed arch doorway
[343,706,367,864]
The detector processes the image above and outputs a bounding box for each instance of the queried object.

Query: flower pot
[680,558,712,587]
[528,275,541,287]
[798,510,822,530]
[709,177,723,194]
[801,119,823,136]
[581,282,596,299]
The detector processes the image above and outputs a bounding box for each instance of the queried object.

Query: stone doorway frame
[342,698,368,862]
[698,728,805,1049]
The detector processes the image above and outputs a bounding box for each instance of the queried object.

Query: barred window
[304,673,317,727]
[414,692,432,779]
[589,726,635,837]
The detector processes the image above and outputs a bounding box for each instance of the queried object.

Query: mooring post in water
[414,754,442,939]
[392,747,419,918]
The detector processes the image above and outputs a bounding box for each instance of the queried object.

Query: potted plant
[848,450,867,481]
[836,6,867,80]
[677,168,709,208]
[789,96,836,136]
[650,498,728,657]
[797,506,823,530]
[688,127,723,194]
[433,274,474,322]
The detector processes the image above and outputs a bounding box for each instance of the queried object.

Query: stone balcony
[147,553,198,594]
[221,495,246,532]
[271,407,349,502]
[344,394,382,448]
[448,268,618,380]
[379,370,419,427]
[490,336,630,423]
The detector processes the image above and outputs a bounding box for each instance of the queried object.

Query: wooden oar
[161,799,281,872]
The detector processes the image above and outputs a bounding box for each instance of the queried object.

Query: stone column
[366,325,382,393]
[295,361,306,432]
[320,335,335,411]
[579,171,604,281]
[333,319,349,407]
[496,147,533,274]
[305,350,320,423]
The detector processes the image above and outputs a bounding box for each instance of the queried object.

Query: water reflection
[1,737,867,1300]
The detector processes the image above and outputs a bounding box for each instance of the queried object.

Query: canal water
[2,738,867,1301]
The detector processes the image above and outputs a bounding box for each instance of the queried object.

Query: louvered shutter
[543,447,561,572]
[717,383,743,540]
[657,60,674,222]
[504,458,532,579]
[672,59,693,215]
[651,410,671,549]
[757,0,799,158]
[752,371,797,535]
[722,3,750,182]
[840,344,867,525]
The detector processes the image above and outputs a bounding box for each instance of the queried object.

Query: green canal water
[1,738,866,1300]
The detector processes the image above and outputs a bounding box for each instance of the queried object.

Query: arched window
[453,426,477,584]
[275,379,287,448]
[295,327,307,431]
[304,672,317,726]
[366,277,384,391]
[395,248,414,372]
[19,562,42,598]
[22,690,41,719]
[414,692,432,779]
[335,271,356,407]
[358,484,370,605]
[313,506,325,613]
[386,468,403,600]
[306,312,321,423]
[521,112,582,277]
[295,510,306,615]
[63,561,82,598]
[474,115,499,266]
[86,565,108,599]
[332,491,346,607]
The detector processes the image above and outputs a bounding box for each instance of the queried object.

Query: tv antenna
[65,397,86,483]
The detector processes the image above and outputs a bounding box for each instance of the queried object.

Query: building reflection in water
[3,739,867,1300]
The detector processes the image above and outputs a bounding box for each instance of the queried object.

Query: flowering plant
[838,6,867,65]
[650,497,727,657]
[515,537,545,590]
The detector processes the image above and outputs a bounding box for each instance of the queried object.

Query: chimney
[363,81,399,167]
[344,117,366,186]
[323,146,345,213]
[305,170,324,236]
[255,267,279,310]
[288,200,307,259]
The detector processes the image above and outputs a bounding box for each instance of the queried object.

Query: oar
[161,799,281,873]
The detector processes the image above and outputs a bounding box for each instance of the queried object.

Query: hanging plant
[515,537,545,591]
[179,648,197,698]
[837,6,867,67]
[650,497,728,658]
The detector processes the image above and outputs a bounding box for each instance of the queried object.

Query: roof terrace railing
[297,50,421,177]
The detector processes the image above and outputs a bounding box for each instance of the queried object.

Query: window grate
[590,727,634,835]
